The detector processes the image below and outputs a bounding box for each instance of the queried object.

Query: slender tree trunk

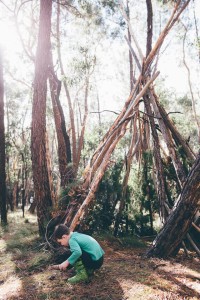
[97,88,101,138]
[45,132,55,206]
[182,24,200,143]
[147,185,154,234]
[75,77,89,175]
[146,0,153,57]
[49,54,73,186]
[146,152,200,258]
[56,2,77,168]
[143,93,168,222]
[0,50,7,225]
[12,180,19,209]
[31,0,53,236]
[127,0,134,91]
[193,2,200,64]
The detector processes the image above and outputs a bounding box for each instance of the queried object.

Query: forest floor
[0,210,200,300]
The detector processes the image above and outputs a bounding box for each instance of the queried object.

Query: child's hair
[54,224,70,239]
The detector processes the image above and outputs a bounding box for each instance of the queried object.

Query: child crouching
[52,224,105,284]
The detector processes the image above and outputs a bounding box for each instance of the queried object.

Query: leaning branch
[144,0,191,71]
[119,0,144,61]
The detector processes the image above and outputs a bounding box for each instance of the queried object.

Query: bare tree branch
[90,110,119,115]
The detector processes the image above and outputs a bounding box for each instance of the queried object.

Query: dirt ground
[0,211,200,300]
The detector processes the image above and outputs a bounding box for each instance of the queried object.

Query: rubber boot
[67,260,88,284]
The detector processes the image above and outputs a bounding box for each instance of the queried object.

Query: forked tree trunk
[0,50,7,225]
[145,152,200,258]
[31,0,53,236]
[49,53,73,186]
[126,0,134,90]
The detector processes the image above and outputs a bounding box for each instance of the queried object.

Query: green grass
[1,209,52,268]
[1,209,199,300]
[5,225,41,252]
[2,210,40,251]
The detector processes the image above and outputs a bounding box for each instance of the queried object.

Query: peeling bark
[31,0,53,236]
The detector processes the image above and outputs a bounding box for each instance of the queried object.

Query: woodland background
[0,0,200,258]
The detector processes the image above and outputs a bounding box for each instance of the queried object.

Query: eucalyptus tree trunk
[146,152,200,258]
[56,3,77,168]
[12,178,19,209]
[0,50,7,225]
[31,0,53,236]
[49,53,73,186]
[127,0,134,90]
[74,76,89,176]
[182,24,200,143]
[45,132,56,206]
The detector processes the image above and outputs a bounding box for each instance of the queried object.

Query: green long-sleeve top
[67,232,105,266]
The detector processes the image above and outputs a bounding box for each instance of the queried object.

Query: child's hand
[58,260,69,271]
